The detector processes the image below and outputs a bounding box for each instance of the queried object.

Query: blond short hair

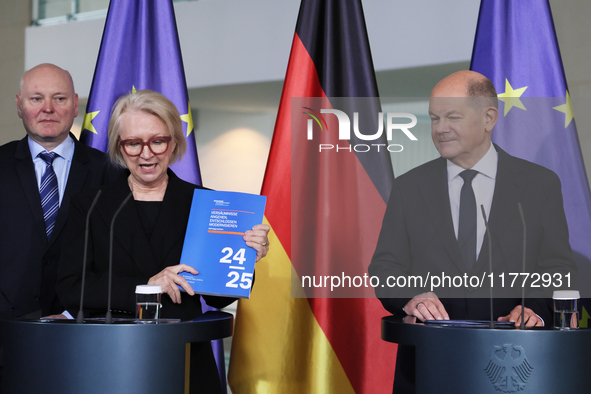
[107,90,187,167]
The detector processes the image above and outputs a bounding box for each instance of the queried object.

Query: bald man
[0,64,118,320]
[369,71,574,392]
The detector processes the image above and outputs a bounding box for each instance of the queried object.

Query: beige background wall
[0,0,30,143]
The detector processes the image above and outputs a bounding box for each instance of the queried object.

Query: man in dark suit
[0,63,116,321]
[368,71,575,392]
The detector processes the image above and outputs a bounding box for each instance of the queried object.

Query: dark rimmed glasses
[119,136,172,157]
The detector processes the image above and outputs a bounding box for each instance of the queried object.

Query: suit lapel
[15,136,94,247]
[421,158,466,272]
[49,138,90,246]
[474,147,524,272]
[14,137,47,242]
[149,171,194,269]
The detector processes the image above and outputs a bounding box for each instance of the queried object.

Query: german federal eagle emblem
[484,344,533,392]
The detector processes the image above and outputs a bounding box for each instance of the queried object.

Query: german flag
[228,0,396,392]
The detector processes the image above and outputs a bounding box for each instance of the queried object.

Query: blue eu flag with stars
[471,0,591,323]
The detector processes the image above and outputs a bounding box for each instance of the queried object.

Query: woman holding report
[57,90,269,393]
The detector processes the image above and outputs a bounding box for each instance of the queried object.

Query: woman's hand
[244,224,271,262]
[148,264,198,304]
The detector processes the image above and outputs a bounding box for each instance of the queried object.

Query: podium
[382,316,591,393]
[0,311,233,393]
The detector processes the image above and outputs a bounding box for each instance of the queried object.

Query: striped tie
[39,151,60,239]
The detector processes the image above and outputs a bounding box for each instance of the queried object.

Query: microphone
[480,205,494,329]
[518,202,527,330]
[77,189,103,324]
[105,192,133,324]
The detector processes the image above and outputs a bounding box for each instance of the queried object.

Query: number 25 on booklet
[178,189,267,298]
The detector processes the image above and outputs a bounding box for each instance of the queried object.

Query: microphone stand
[518,202,527,330]
[77,190,102,324]
[105,192,133,324]
[480,205,494,329]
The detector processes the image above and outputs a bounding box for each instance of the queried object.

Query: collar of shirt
[28,135,75,206]
[446,143,498,183]
[28,134,75,163]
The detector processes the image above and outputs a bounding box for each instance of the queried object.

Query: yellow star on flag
[552,91,574,128]
[180,102,194,137]
[498,79,528,116]
[132,85,137,94]
[82,111,100,134]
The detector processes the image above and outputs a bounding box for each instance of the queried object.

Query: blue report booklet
[178,189,267,298]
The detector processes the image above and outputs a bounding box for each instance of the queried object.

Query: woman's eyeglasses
[119,136,172,157]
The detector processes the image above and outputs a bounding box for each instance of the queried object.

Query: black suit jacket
[57,170,233,393]
[0,135,117,318]
[369,145,575,323]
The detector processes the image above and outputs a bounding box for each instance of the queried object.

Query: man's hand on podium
[498,305,543,327]
[403,292,450,321]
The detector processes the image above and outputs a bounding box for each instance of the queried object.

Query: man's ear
[484,106,498,132]
[15,94,23,119]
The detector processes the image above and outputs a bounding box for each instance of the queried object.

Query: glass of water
[553,290,580,330]
[136,285,162,321]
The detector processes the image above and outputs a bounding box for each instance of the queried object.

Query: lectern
[0,311,233,393]
[382,316,591,393]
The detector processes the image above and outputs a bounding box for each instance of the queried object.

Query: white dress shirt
[28,135,75,207]
[447,143,498,261]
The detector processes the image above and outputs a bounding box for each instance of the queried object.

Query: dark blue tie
[39,152,60,239]
[458,169,478,270]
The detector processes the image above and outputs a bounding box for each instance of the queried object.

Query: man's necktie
[458,169,478,270]
[39,151,60,239]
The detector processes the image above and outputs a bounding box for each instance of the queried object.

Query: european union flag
[471,0,591,309]
[81,0,201,185]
